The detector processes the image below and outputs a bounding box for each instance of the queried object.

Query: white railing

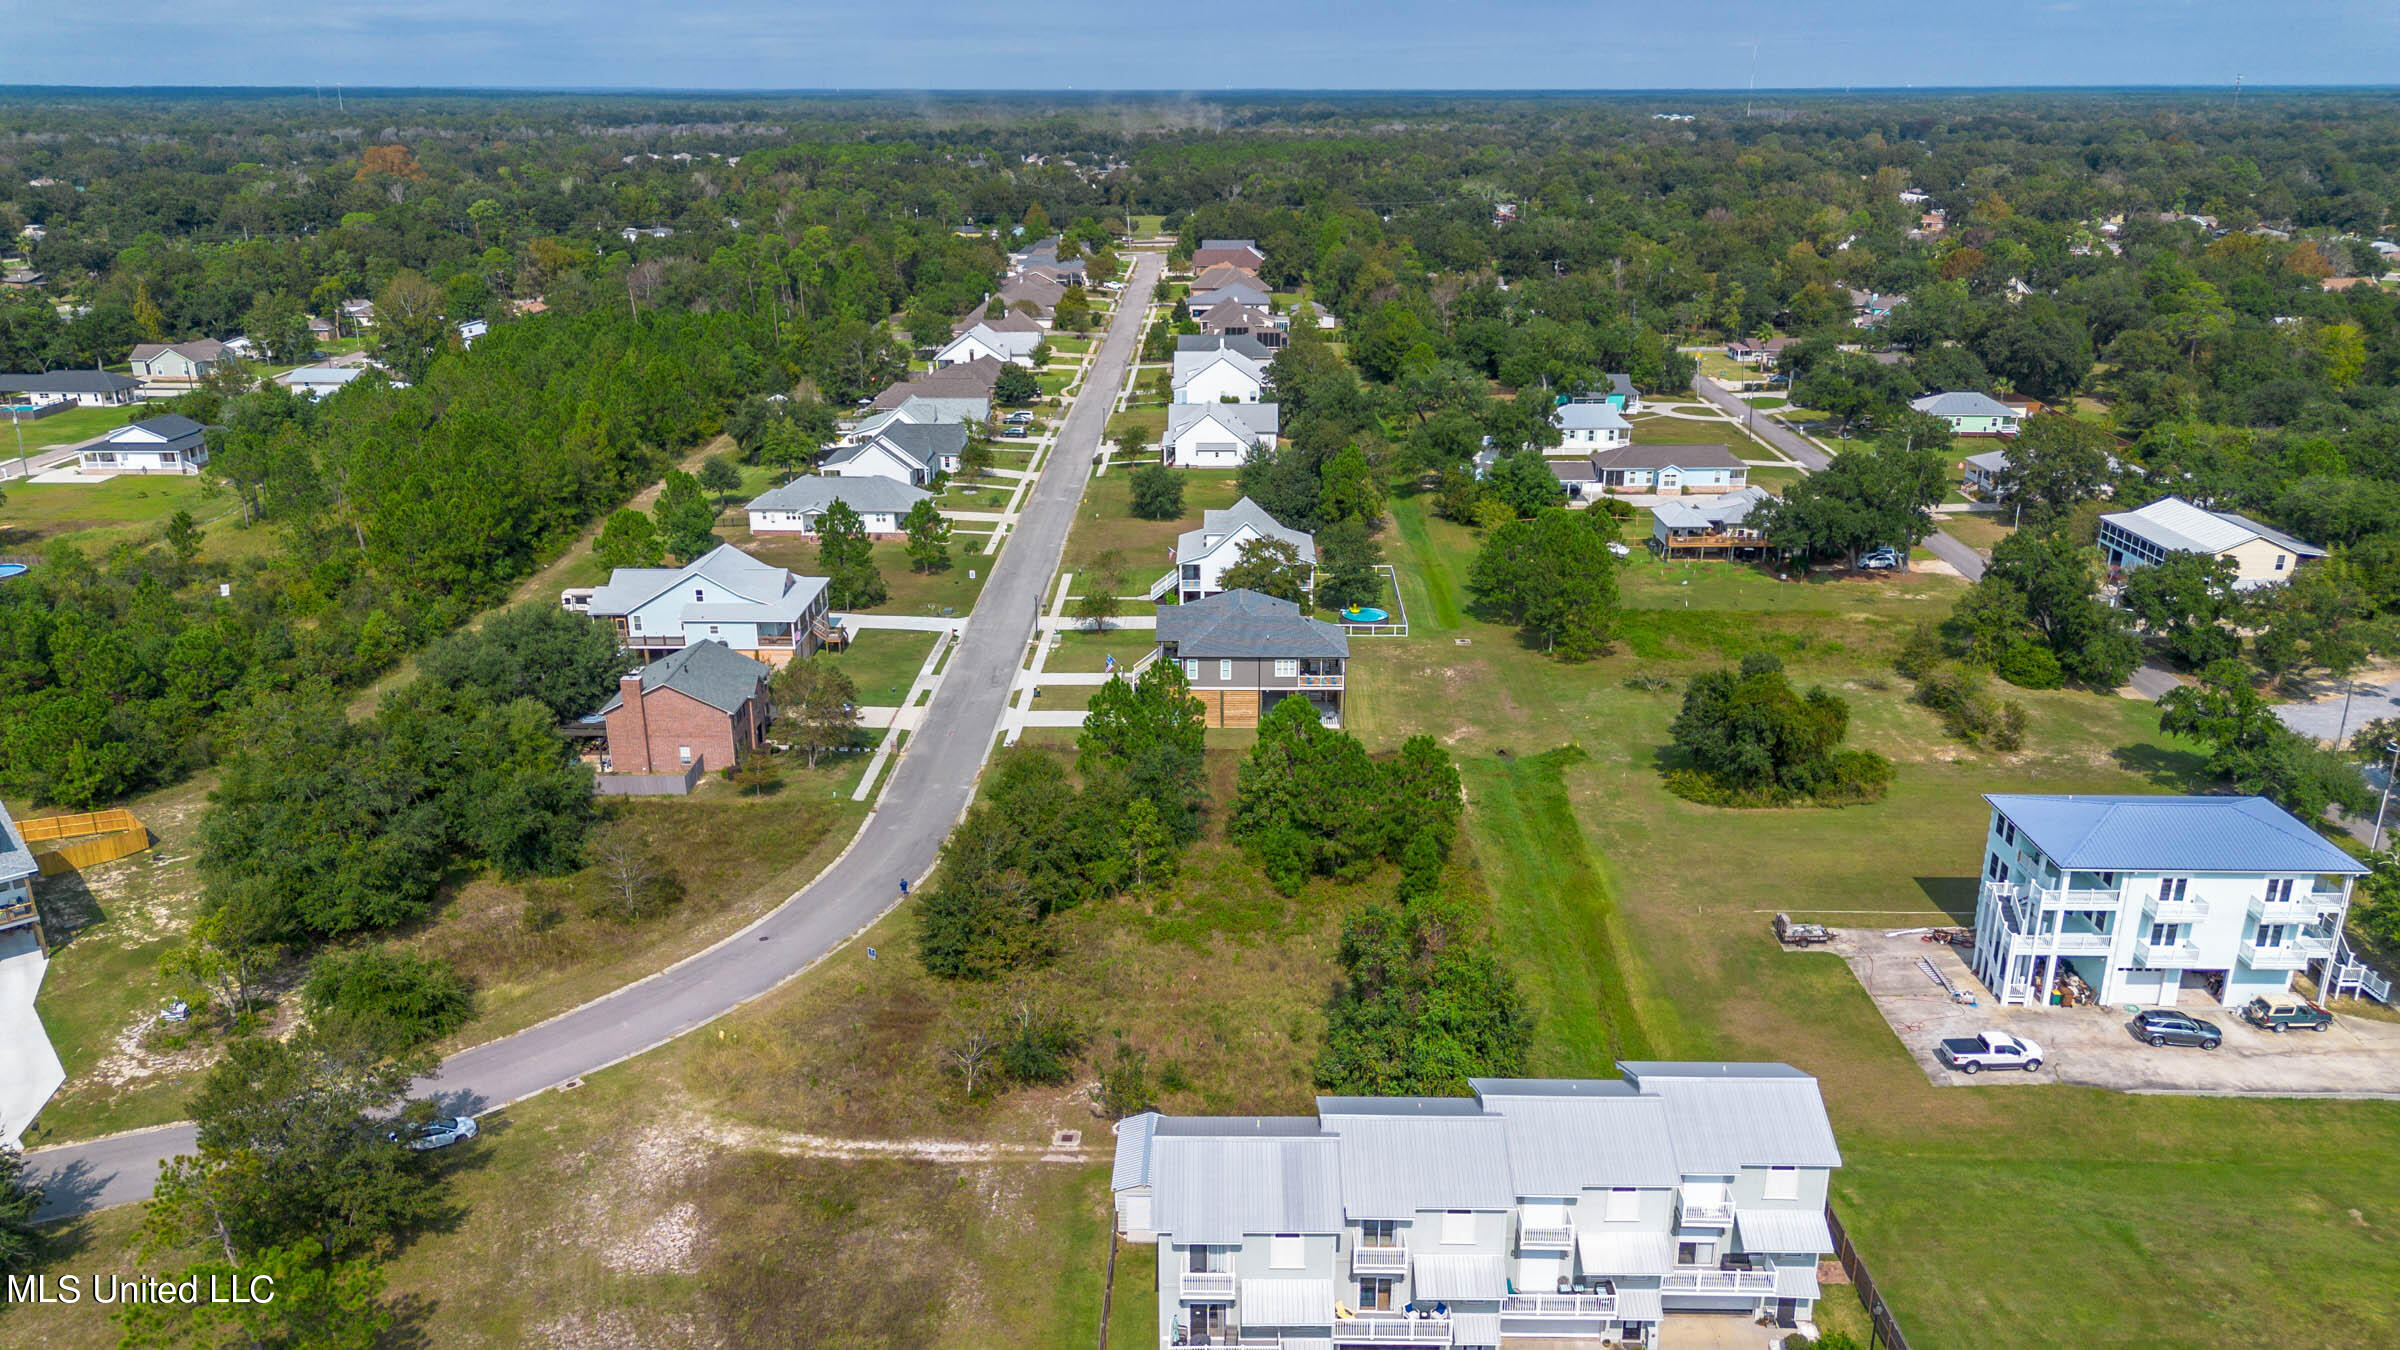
[1517,1222,1575,1249]
[1678,1198,1734,1225]
[2135,937,2205,967]
[1660,1268,1776,1294]
[1146,570,1178,600]
[2253,894,2340,925]
[1352,1244,1406,1276]
[2242,933,2334,971]
[1329,1314,1451,1344]
[1180,1270,1236,1301]
[1501,1293,1618,1318]
[2148,897,2210,923]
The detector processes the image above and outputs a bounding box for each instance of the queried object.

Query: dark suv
[2131,1009,2222,1050]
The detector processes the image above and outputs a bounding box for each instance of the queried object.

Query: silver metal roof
[1736,1207,1835,1253]
[1615,1064,1843,1173]
[1150,1135,1344,1245]
[1315,1113,1513,1218]
[1652,487,1769,533]
[1471,1092,1680,1192]
[1985,794,2366,875]
[1240,1278,1336,1327]
[0,801,36,885]
[2100,495,2322,560]
[1576,1230,1675,1276]
[1111,1112,1160,1193]
[1409,1253,1504,1300]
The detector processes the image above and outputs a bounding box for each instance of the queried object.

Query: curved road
[26,251,1164,1222]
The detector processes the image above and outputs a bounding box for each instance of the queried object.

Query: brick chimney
[617,672,651,773]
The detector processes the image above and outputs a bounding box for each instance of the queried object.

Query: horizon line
[2,83,2398,97]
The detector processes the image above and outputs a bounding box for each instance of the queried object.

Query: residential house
[998,273,1066,318]
[1192,262,1263,294]
[936,322,1044,368]
[1552,401,1632,453]
[1961,444,2119,501]
[1154,588,1345,728]
[1114,1063,1842,1349]
[75,414,209,476]
[1723,337,1795,366]
[339,298,376,328]
[275,364,364,400]
[1187,281,1273,317]
[745,475,931,536]
[1566,373,1642,415]
[15,224,43,242]
[585,543,834,667]
[872,356,1001,411]
[619,225,675,243]
[846,395,990,447]
[1172,496,1315,604]
[127,339,227,392]
[0,800,36,942]
[1898,188,1930,206]
[1172,345,1270,405]
[1192,238,1267,273]
[1914,210,1948,236]
[1561,445,1749,497]
[1164,403,1281,468]
[1969,794,2366,1009]
[0,370,142,408]
[307,315,336,342]
[1908,391,2022,437]
[822,422,970,486]
[591,640,772,779]
[1176,334,1275,363]
[0,269,43,290]
[1845,290,1903,327]
[1651,487,1771,558]
[953,309,1048,339]
[2097,496,2325,589]
[1198,302,1286,348]
[457,318,489,347]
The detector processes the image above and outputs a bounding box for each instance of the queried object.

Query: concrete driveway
[1657,1313,1790,1350]
[0,928,65,1147]
[1808,929,2400,1098]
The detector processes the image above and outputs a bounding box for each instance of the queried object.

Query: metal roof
[1984,794,2367,875]
[1112,1112,1160,1193]
[0,800,37,885]
[1155,589,1349,662]
[1736,1207,1835,1254]
[1575,1230,1676,1276]
[1555,402,1631,432]
[1615,1064,1843,1172]
[1774,1264,1822,1299]
[1910,390,2018,419]
[1240,1278,1336,1326]
[1176,497,1316,567]
[747,475,929,517]
[1587,444,1745,472]
[1651,487,1770,533]
[1149,1134,1344,1245]
[1409,1253,1505,1300]
[1449,1312,1500,1347]
[1615,1287,1664,1323]
[1316,1111,1512,1218]
[2100,496,2323,560]
[1471,1092,1680,1192]
[1167,401,1281,444]
[0,369,141,394]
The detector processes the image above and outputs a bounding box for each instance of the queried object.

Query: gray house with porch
[1154,589,1346,729]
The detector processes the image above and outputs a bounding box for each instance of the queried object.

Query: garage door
[2118,966,2172,1006]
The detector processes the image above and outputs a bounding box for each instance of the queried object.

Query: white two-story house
[1173,497,1314,604]
[1114,1063,1843,1349]
[584,543,832,668]
[1968,794,2367,1009]
[1552,401,1631,452]
[1173,347,1269,405]
[1164,403,1280,468]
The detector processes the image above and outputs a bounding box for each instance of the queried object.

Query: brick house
[595,640,773,776]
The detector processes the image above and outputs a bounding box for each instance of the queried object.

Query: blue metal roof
[1984,794,2367,875]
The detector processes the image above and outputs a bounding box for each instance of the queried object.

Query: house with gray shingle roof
[1113,1063,1842,1347]
[591,640,773,783]
[822,420,971,486]
[77,414,210,476]
[1163,402,1280,468]
[1908,390,2022,436]
[128,339,227,391]
[585,543,832,666]
[1172,496,1314,603]
[0,368,143,407]
[1971,793,2366,1009]
[746,475,931,536]
[1154,589,1346,727]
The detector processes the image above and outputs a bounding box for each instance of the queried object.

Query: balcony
[1517,1220,1575,1250]
[2241,933,2335,971]
[1330,1313,1451,1344]
[2135,936,2206,967]
[1352,1244,1406,1277]
[0,899,36,930]
[1179,1270,1236,1302]
[2148,896,2210,923]
[1660,1267,1777,1294]
[2043,929,2115,953]
[2253,892,2343,925]
[1501,1293,1619,1318]
[1297,672,1345,688]
[1678,1194,1734,1226]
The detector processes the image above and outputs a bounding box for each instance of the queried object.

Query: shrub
[1893,622,1946,680]
[302,948,475,1050]
[1093,1043,1154,1119]
[1996,639,2064,689]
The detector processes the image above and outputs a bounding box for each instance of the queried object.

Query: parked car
[2241,997,2333,1033]
[1000,426,1029,438]
[1935,1031,2044,1074]
[1858,547,1902,570]
[1002,411,1034,424]
[390,1115,479,1151]
[2131,1009,2222,1049]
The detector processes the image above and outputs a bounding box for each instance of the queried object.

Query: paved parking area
[1804,929,2400,1098]
[1655,1314,1791,1350]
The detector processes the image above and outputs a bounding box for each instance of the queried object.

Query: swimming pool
[0,564,26,581]
[1341,606,1388,623]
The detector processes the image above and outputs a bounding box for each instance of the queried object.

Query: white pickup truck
[1934,1030,2044,1074]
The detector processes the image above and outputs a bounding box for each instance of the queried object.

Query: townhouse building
[1114,1064,1842,1349]
[1968,794,2367,1009]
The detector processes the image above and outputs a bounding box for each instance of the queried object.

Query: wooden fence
[1825,1202,1911,1350]
[18,808,151,874]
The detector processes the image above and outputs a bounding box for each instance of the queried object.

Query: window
[1218,659,1233,682]
[1997,816,2016,846]
[1604,1189,1639,1222]
[693,588,705,601]
[2266,878,2294,905]
[2159,877,2188,904]
[677,745,692,764]
[1359,1277,1395,1311]
[630,616,643,632]
[1440,1210,1474,1245]
[1184,659,1200,681]
[2149,922,2183,946]
[1764,1167,1799,1201]
[2274,554,2288,571]
[1676,1240,1713,1267]
[2255,924,2288,948]
[1270,1234,1303,1269]
[1274,659,1298,678]
[1360,1218,1398,1249]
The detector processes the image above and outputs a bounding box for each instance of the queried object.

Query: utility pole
[1746,43,1760,118]
[2373,740,2400,855]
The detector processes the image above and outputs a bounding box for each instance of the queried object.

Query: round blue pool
[1341,606,1388,623]
[0,564,26,581]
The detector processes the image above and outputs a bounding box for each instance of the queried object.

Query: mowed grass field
[1347,493,2400,1348]
[1062,464,1245,570]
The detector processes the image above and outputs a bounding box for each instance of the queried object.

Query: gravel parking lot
[1803,929,2400,1097]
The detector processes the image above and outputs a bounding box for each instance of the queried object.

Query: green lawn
[1940,509,2017,557]
[0,473,246,560]
[1036,370,1075,396]
[1746,464,1803,495]
[822,627,938,705]
[3,402,140,453]
[1628,410,1776,457]
[1346,494,2400,1349]
[1063,466,1244,572]
[1044,628,1154,674]
[1106,406,1167,447]
[729,528,989,618]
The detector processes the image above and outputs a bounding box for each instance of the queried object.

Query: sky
[18,1,2400,91]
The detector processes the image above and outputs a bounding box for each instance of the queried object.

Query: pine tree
[902,500,953,573]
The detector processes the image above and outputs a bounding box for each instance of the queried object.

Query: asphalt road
[25,251,1165,1222]
[1686,373,1987,582]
